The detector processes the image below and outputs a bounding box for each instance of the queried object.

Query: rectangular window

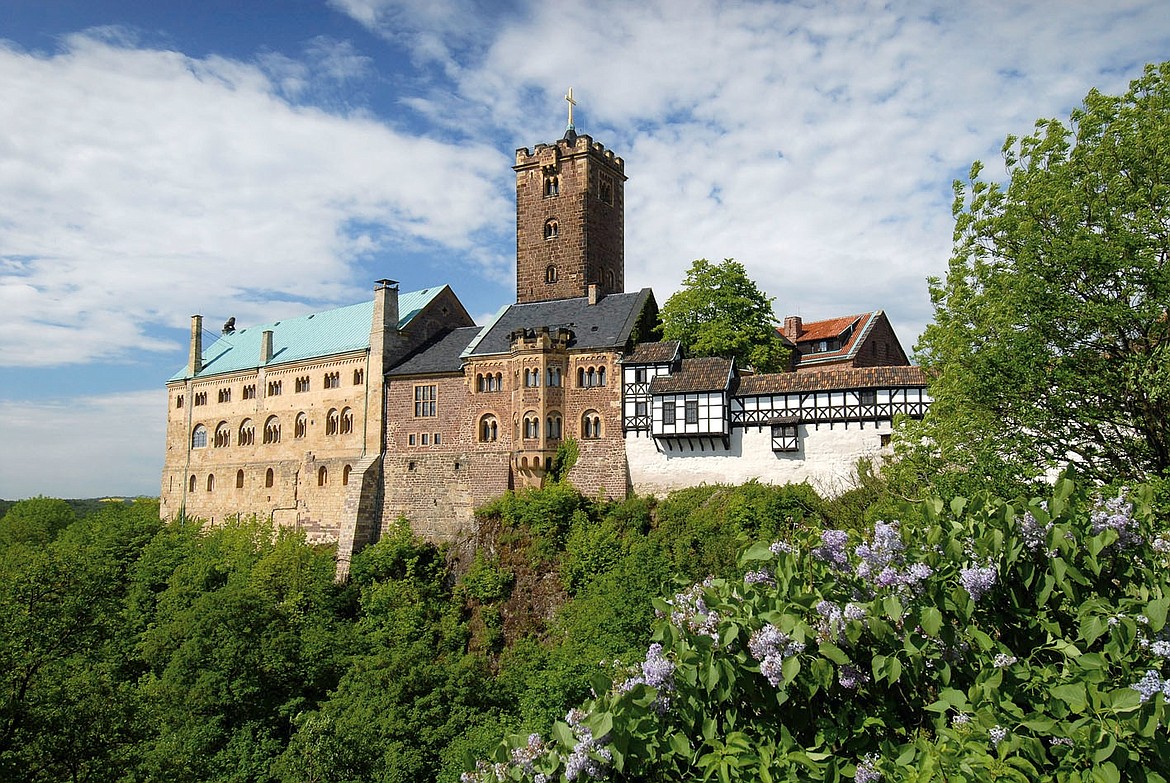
[859,389,877,405]
[414,385,436,417]
[635,401,648,417]
[434,432,441,445]
[771,424,799,453]
[684,400,699,424]
[635,367,648,383]
[408,434,416,446]
[421,433,430,445]
[662,401,676,424]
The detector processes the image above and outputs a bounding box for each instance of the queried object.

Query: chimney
[782,315,802,339]
[260,330,274,364]
[587,283,600,305]
[374,279,400,334]
[187,315,203,377]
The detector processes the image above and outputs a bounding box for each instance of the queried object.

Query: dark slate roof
[649,357,735,394]
[464,289,653,357]
[388,326,481,376]
[623,340,681,364]
[736,366,927,396]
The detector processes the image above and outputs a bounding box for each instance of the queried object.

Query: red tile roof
[649,356,734,393]
[787,313,866,342]
[624,340,681,364]
[736,365,927,395]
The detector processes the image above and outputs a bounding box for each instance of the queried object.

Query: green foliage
[916,61,1170,485]
[467,476,1170,782]
[549,438,580,483]
[0,496,76,552]
[659,258,791,373]
[462,550,515,604]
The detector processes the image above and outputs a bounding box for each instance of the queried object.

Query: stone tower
[514,106,626,303]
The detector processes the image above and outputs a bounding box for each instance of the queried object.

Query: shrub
[464,476,1170,782]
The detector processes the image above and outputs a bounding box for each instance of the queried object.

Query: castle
[161,112,929,574]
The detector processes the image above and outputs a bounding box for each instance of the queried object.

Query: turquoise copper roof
[169,286,446,381]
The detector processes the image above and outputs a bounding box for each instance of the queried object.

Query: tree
[659,259,790,373]
[915,62,1170,484]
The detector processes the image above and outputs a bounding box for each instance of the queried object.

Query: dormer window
[544,219,558,239]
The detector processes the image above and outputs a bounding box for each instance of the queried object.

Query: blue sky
[1,0,1168,499]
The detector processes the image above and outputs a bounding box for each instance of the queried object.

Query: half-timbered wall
[621,363,672,433]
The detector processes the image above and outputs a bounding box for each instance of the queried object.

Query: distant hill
[0,496,142,520]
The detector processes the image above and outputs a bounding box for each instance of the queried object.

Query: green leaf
[920,606,943,636]
[883,595,904,622]
[1146,595,1169,632]
[669,732,693,758]
[740,542,775,563]
[1052,683,1088,713]
[818,642,851,665]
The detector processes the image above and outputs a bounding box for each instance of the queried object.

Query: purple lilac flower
[1151,641,1170,658]
[744,569,776,586]
[770,541,794,555]
[856,522,904,580]
[1090,492,1142,549]
[748,623,805,687]
[667,582,720,641]
[509,733,545,774]
[1019,511,1053,553]
[815,600,845,642]
[563,709,612,781]
[993,653,1018,668]
[838,663,869,690]
[1049,737,1073,747]
[618,643,676,714]
[855,755,882,783]
[989,726,1007,748]
[1130,670,1170,702]
[1153,536,1170,555]
[813,529,851,571]
[844,602,867,621]
[950,713,971,727]
[960,563,997,603]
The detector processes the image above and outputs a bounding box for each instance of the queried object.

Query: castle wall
[161,351,371,543]
[626,421,894,499]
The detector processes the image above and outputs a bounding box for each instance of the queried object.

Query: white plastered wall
[626,421,892,499]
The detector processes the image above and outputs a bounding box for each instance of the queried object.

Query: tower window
[544,219,558,240]
[599,173,614,205]
[545,265,558,283]
[544,175,559,197]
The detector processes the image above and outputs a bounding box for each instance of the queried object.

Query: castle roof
[649,356,735,394]
[778,311,898,368]
[169,286,447,381]
[463,289,654,357]
[623,340,681,365]
[387,326,482,377]
[735,365,927,396]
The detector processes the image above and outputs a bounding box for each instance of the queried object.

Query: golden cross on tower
[564,87,576,129]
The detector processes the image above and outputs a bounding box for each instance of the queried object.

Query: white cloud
[0,390,166,498]
[0,31,511,368]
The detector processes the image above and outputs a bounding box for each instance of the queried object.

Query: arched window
[547,413,563,440]
[494,372,503,390]
[599,366,607,386]
[577,367,586,387]
[263,416,280,444]
[294,412,308,439]
[547,366,562,387]
[326,408,339,436]
[265,468,274,488]
[206,474,215,492]
[191,424,208,449]
[342,464,352,486]
[479,414,499,442]
[545,265,558,283]
[236,469,244,489]
[239,419,255,446]
[544,219,558,239]
[340,407,354,435]
[606,269,615,289]
[582,411,602,439]
[189,475,196,493]
[524,368,540,387]
[476,373,485,392]
[214,421,230,448]
[544,175,559,197]
[523,412,539,440]
[317,465,328,486]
